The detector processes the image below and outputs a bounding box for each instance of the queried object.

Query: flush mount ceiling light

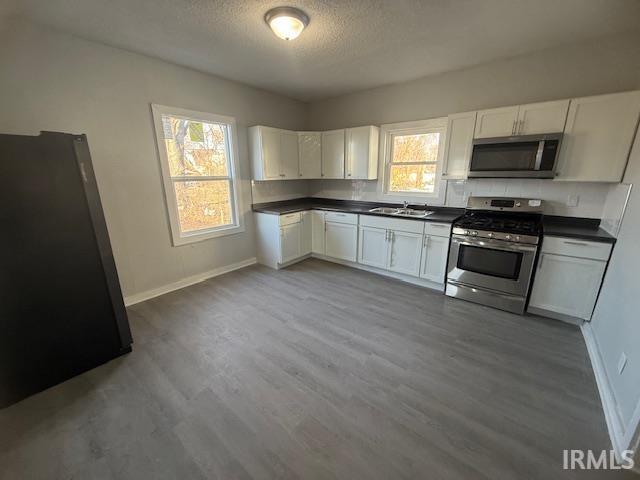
[264,7,309,41]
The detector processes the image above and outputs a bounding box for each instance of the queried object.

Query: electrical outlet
[566,194,579,207]
[617,352,628,375]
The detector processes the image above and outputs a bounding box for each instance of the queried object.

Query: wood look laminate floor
[0,259,636,479]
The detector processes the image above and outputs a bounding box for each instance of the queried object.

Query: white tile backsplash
[251,180,311,204]
[310,178,621,219]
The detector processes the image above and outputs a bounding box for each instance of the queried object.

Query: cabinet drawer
[424,222,451,238]
[541,236,612,261]
[359,214,424,234]
[279,212,302,226]
[324,211,358,225]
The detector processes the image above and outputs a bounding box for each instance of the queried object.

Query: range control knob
[505,234,512,240]
[487,232,494,238]
[464,230,470,235]
[515,236,521,242]
[471,231,478,236]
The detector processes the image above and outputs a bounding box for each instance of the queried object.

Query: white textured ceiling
[7,0,640,101]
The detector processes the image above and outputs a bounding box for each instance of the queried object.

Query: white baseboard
[581,322,640,462]
[123,257,257,306]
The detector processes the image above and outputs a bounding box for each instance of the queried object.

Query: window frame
[379,118,447,204]
[151,104,244,246]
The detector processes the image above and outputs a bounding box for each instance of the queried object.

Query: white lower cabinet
[358,226,389,269]
[420,234,450,283]
[279,222,302,264]
[311,210,326,254]
[528,237,612,322]
[388,230,422,276]
[325,221,358,261]
[301,211,312,256]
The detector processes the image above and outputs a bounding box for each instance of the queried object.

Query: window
[381,118,447,201]
[151,104,243,245]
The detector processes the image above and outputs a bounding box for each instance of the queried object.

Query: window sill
[171,224,245,246]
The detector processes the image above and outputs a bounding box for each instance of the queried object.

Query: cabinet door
[311,210,325,254]
[279,223,302,264]
[420,235,450,283]
[346,126,378,180]
[325,222,357,261]
[298,132,322,179]
[321,130,345,179]
[442,112,476,179]
[280,130,299,179]
[358,226,389,269]
[301,211,312,256]
[474,106,520,138]
[556,91,640,182]
[517,99,569,135]
[261,128,282,179]
[388,230,422,277]
[528,253,606,320]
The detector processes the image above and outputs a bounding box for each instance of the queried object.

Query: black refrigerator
[0,131,133,408]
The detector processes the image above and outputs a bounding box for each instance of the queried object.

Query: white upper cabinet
[517,99,569,135]
[298,132,322,179]
[474,106,520,138]
[321,129,345,179]
[249,126,298,180]
[555,90,640,182]
[442,111,476,180]
[474,100,570,138]
[346,126,379,180]
[280,130,299,178]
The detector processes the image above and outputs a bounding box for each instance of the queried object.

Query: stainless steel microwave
[468,133,563,178]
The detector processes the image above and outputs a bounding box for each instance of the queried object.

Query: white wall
[590,131,640,449]
[306,30,640,218]
[0,21,307,299]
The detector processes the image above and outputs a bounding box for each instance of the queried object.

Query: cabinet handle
[423,235,429,247]
[511,121,516,135]
[563,240,589,247]
[519,119,524,134]
[538,255,544,270]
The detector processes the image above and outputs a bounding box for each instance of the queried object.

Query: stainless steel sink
[369,207,400,214]
[395,208,435,217]
[369,207,434,218]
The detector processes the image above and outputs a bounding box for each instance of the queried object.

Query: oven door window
[470,142,539,171]
[457,245,522,280]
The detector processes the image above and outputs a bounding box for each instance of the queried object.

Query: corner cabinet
[255,212,309,269]
[321,129,345,179]
[441,111,476,180]
[555,91,640,183]
[298,132,322,179]
[346,126,379,180]
[528,237,612,322]
[249,126,299,180]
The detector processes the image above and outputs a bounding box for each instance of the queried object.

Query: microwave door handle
[534,140,545,170]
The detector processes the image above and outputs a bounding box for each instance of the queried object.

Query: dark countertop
[542,216,616,244]
[252,198,464,224]
[253,198,617,243]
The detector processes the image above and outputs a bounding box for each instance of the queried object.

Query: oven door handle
[452,236,537,253]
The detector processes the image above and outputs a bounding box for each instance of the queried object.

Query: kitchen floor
[0,259,633,479]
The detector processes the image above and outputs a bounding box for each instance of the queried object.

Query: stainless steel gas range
[445,196,544,314]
